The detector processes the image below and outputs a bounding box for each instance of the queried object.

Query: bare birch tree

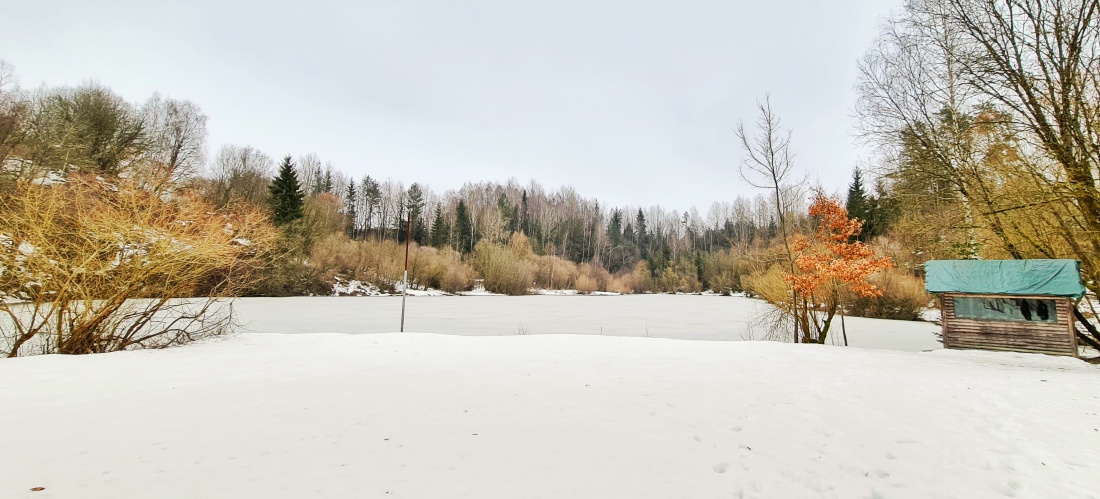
[736,96,807,341]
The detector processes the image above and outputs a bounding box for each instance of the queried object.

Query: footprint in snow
[713,463,730,473]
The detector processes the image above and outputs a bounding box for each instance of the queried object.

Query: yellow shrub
[844,267,930,320]
[743,264,793,306]
[607,275,634,294]
[702,249,744,294]
[631,261,653,293]
[310,236,473,293]
[534,254,578,290]
[471,241,536,295]
[574,275,598,294]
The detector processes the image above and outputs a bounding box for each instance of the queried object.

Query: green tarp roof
[924,259,1086,298]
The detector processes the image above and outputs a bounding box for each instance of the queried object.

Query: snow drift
[1,332,1096,498]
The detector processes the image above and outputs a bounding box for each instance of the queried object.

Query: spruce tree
[846,169,868,219]
[429,205,449,248]
[453,199,474,253]
[407,183,427,244]
[845,168,875,241]
[269,155,304,226]
[607,209,623,247]
[520,190,529,233]
[345,181,358,238]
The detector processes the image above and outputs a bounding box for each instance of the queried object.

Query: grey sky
[2,0,896,211]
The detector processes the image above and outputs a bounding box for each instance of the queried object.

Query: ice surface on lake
[231,294,943,352]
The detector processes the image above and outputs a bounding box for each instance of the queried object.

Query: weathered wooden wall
[941,293,1077,357]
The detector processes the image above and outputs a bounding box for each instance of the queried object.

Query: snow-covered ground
[2,332,1097,498]
[231,295,943,352]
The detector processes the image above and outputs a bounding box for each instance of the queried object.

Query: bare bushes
[701,250,746,295]
[653,260,702,293]
[311,234,401,287]
[844,268,930,321]
[470,240,536,295]
[574,275,598,294]
[630,262,654,293]
[607,273,636,294]
[411,246,473,293]
[310,235,473,293]
[743,265,791,307]
[0,176,275,357]
[533,254,578,290]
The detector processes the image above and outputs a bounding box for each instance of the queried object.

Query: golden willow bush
[843,268,930,321]
[0,176,275,357]
[471,239,537,295]
[305,227,810,298]
[309,235,474,294]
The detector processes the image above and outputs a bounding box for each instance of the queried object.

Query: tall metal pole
[400,214,412,332]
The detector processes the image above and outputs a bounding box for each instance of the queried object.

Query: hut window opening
[952,297,1058,323]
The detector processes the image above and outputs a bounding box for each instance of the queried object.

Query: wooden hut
[925,260,1086,357]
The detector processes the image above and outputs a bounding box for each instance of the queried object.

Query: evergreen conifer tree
[453,199,474,253]
[407,183,427,244]
[345,181,358,238]
[635,209,648,258]
[607,209,623,247]
[520,190,529,233]
[429,205,449,248]
[846,168,876,241]
[269,155,304,226]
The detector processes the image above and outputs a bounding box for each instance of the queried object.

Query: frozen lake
[231,295,943,352]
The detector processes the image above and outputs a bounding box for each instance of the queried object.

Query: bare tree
[862,0,1100,278]
[297,153,323,196]
[857,1,991,258]
[0,60,29,171]
[736,97,808,341]
[205,144,274,208]
[946,0,1100,273]
[140,94,208,191]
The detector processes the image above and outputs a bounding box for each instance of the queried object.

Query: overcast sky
[2,0,897,211]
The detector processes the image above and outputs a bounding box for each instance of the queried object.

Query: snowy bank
[1,333,1097,498]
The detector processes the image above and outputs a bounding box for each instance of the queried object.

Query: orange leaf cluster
[786,194,893,298]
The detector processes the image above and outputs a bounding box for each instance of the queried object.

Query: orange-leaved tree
[786,193,893,344]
